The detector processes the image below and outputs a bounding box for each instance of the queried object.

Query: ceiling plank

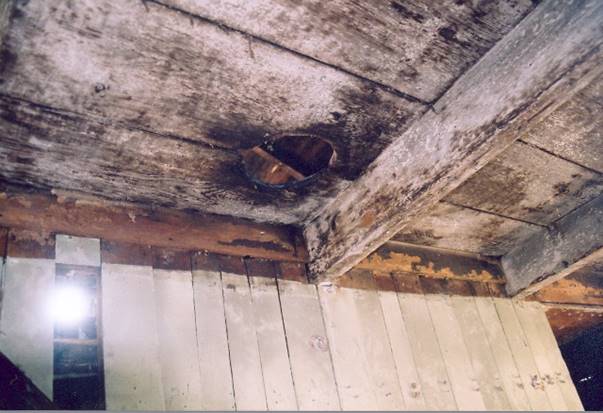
[0,189,307,262]
[303,0,603,281]
[530,264,603,306]
[503,194,603,297]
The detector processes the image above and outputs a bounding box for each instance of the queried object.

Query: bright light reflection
[50,286,89,325]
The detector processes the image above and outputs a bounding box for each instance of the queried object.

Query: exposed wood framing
[529,263,603,306]
[503,194,603,297]
[545,307,603,345]
[354,241,504,283]
[303,0,603,281]
[0,190,307,262]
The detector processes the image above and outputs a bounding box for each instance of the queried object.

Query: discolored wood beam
[529,263,603,306]
[503,194,603,297]
[0,189,307,262]
[354,241,504,283]
[303,0,603,281]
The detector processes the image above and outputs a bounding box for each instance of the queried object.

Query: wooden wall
[0,232,583,410]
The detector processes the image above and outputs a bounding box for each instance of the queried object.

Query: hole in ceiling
[241,134,335,188]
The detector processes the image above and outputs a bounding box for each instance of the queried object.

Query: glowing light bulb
[50,286,89,325]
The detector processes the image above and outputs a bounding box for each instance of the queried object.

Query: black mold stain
[206,113,273,149]
[389,2,425,24]
[218,238,291,253]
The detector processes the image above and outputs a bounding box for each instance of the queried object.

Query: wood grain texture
[531,262,603,306]
[446,141,603,226]
[304,0,603,280]
[392,201,542,256]
[0,0,425,223]
[164,0,534,102]
[503,194,603,296]
[0,190,306,261]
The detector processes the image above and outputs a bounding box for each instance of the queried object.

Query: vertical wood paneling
[514,301,580,410]
[249,276,297,410]
[192,269,235,411]
[318,285,377,410]
[154,269,203,410]
[102,263,165,410]
[452,296,511,410]
[278,280,340,411]
[55,235,101,267]
[222,272,267,410]
[494,298,552,410]
[526,302,583,411]
[0,257,54,399]
[474,296,531,410]
[397,293,457,410]
[354,288,405,410]
[378,290,427,410]
[426,295,486,410]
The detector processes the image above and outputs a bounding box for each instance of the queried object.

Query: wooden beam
[503,194,603,297]
[303,0,603,281]
[530,263,603,306]
[545,307,603,345]
[354,241,504,283]
[0,189,307,262]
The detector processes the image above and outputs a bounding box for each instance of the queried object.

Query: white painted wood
[0,257,54,399]
[278,280,340,411]
[494,297,552,410]
[474,296,531,410]
[397,293,457,410]
[102,263,164,410]
[378,290,427,410]
[513,301,575,411]
[426,295,485,411]
[55,234,100,266]
[527,302,584,411]
[318,284,377,410]
[153,269,203,410]
[451,296,511,410]
[192,269,235,411]
[249,276,297,410]
[222,272,267,410]
[353,287,405,410]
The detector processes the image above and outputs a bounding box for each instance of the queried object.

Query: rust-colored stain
[358,251,497,282]
[360,210,376,228]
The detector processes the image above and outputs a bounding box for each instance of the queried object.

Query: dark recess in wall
[560,324,603,411]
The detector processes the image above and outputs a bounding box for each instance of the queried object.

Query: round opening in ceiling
[241,134,335,188]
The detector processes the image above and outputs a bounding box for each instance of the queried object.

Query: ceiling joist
[303,0,603,281]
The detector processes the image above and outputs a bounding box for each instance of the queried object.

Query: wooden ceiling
[0,0,534,224]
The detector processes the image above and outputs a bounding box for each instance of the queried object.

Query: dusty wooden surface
[163,0,534,103]
[531,261,603,306]
[503,194,603,296]
[355,241,504,283]
[304,0,603,280]
[0,189,307,261]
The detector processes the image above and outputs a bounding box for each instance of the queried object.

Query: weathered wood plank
[503,194,603,296]
[101,263,165,410]
[0,0,424,218]
[378,289,427,410]
[392,201,542,256]
[397,292,457,410]
[357,241,504,283]
[317,285,377,410]
[446,141,603,225]
[249,276,297,410]
[191,269,236,411]
[545,307,603,346]
[426,294,486,410]
[494,298,552,410]
[277,280,340,411]
[0,257,54,399]
[222,272,267,410]
[451,296,511,410]
[0,190,306,262]
[515,301,583,411]
[165,0,534,102]
[531,262,603,306]
[304,0,603,280]
[523,76,603,173]
[474,296,531,410]
[153,269,203,410]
